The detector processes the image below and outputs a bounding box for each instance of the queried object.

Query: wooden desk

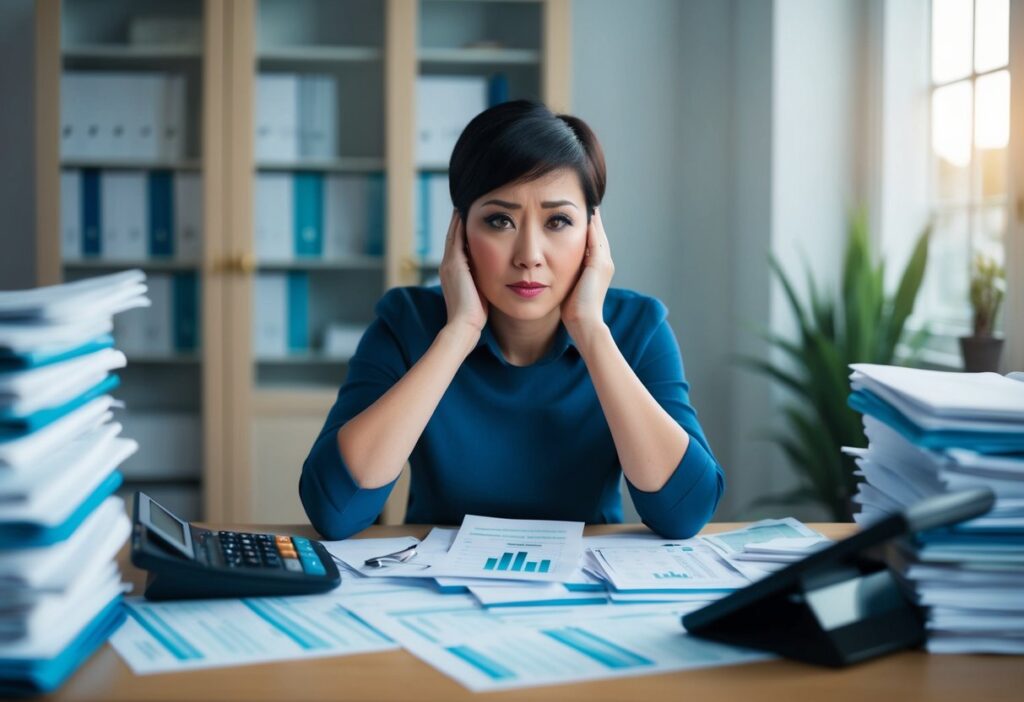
[46,523,1022,702]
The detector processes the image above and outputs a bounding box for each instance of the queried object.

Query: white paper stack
[0,270,148,694]
[845,363,1024,655]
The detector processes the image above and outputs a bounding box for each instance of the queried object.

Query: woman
[300,100,724,540]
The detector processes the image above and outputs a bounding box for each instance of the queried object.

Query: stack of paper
[846,363,1024,654]
[0,270,147,693]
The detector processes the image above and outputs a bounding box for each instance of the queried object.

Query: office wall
[572,0,735,522]
[573,0,873,521]
[0,0,36,290]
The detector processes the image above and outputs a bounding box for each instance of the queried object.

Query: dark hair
[449,100,607,224]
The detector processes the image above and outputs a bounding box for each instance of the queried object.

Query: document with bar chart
[432,515,585,582]
[592,543,749,591]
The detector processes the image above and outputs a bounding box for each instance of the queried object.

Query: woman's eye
[485,214,514,229]
[549,215,573,229]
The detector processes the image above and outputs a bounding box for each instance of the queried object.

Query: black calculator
[130,491,340,601]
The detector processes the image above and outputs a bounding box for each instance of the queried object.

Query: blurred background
[0,0,1020,527]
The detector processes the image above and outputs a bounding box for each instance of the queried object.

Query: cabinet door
[50,0,220,522]
[239,0,390,524]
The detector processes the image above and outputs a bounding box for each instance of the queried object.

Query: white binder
[174,172,202,262]
[253,273,288,358]
[59,170,81,261]
[253,173,294,262]
[99,171,147,261]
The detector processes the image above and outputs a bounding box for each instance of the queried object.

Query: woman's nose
[512,223,543,268]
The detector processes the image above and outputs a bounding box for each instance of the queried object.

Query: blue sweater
[299,286,724,540]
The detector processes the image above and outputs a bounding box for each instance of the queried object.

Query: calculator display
[139,492,194,559]
[150,501,186,547]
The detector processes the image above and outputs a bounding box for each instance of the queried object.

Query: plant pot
[959,335,1004,372]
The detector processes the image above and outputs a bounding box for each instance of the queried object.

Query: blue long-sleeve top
[299,285,725,540]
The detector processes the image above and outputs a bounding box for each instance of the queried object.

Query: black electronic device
[130,491,341,601]
[682,488,996,667]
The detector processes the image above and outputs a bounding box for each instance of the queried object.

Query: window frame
[896,0,1020,370]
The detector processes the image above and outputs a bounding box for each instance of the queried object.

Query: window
[923,0,1009,341]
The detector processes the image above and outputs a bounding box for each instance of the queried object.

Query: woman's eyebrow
[481,199,578,209]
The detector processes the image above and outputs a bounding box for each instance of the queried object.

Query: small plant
[969,254,1005,338]
[740,211,930,520]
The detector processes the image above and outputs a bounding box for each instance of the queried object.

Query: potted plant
[960,253,1006,372]
[740,212,931,520]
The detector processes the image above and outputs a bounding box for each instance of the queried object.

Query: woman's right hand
[439,209,488,336]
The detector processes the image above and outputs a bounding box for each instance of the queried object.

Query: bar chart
[436,515,585,581]
[483,551,552,573]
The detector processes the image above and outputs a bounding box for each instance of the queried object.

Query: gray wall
[573,0,738,521]
[0,0,37,290]
[573,0,871,520]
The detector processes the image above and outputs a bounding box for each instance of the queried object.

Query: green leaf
[882,226,931,361]
[770,255,812,336]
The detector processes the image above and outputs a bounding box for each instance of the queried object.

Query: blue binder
[367,172,386,256]
[0,471,123,548]
[0,375,120,438]
[148,171,175,258]
[81,169,101,257]
[172,272,199,352]
[293,173,324,258]
[488,73,509,106]
[416,173,431,259]
[0,596,125,696]
[0,335,114,371]
[286,272,309,352]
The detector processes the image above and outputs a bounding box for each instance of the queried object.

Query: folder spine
[148,171,175,258]
[81,169,102,257]
[293,173,323,258]
[173,272,199,352]
[286,272,309,352]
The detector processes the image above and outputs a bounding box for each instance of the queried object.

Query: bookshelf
[35,0,571,526]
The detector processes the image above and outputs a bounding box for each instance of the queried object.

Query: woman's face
[464,168,589,323]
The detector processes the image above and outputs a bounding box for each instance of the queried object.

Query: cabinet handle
[238,252,256,274]
[213,253,257,274]
[401,256,420,274]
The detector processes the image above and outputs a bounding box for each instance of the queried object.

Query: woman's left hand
[561,207,614,341]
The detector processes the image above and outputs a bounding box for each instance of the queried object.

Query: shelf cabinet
[35,0,571,526]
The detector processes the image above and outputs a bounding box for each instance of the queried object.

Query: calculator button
[283,558,302,573]
[275,535,292,546]
[299,553,326,576]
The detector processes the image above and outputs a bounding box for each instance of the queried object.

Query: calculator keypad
[217,531,325,576]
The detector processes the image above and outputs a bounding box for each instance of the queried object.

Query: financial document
[700,518,824,557]
[431,515,584,582]
[591,542,748,591]
[110,595,396,674]
[345,599,769,691]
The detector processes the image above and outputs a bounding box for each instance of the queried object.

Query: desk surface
[46,523,1022,702]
